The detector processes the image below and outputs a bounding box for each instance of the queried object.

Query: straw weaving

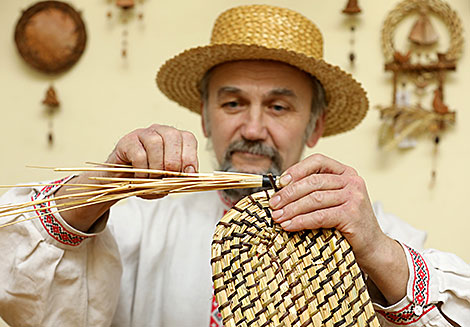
[211,190,380,327]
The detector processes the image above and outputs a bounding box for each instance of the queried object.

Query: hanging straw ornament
[14,1,87,147]
[408,7,439,46]
[377,0,463,185]
[106,0,145,59]
[116,0,135,9]
[42,85,60,146]
[212,190,380,327]
[342,0,362,14]
[117,0,133,58]
[341,0,362,67]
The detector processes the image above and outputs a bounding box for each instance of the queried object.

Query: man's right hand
[55,124,199,232]
[107,124,199,178]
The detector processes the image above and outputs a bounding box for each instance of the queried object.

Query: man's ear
[201,104,210,137]
[306,113,325,148]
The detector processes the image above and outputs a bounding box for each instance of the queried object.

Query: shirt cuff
[31,176,108,247]
[374,242,439,325]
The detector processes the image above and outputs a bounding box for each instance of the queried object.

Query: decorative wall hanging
[14,0,87,146]
[376,0,463,183]
[342,0,362,67]
[106,0,145,58]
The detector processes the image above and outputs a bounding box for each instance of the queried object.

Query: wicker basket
[211,190,380,327]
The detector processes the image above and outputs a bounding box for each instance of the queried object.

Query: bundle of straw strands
[0,162,278,229]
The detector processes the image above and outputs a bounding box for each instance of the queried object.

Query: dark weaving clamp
[261,174,279,192]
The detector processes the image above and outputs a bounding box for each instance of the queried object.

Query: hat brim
[156,44,368,137]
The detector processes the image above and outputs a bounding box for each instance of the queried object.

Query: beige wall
[0,1,468,322]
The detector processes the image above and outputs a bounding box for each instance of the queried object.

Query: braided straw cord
[211,190,379,327]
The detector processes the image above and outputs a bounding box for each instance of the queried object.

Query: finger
[158,126,183,172]
[121,136,149,178]
[269,173,346,209]
[139,129,164,173]
[181,131,199,173]
[280,153,358,187]
[271,189,346,223]
[278,205,345,232]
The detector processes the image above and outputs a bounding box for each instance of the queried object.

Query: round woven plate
[14,1,87,74]
[211,190,380,327]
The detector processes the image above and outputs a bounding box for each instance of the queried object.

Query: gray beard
[218,139,283,203]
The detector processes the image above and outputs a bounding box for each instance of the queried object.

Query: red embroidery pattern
[377,244,436,325]
[210,292,223,327]
[32,177,89,246]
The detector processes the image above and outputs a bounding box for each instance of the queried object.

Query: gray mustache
[219,139,283,203]
[224,139,279,160]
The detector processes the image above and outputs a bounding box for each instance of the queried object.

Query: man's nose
[240,108,268,141]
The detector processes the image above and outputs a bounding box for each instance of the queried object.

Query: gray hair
[198,63,327,140]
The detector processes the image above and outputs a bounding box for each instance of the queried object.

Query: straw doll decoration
[376,0,464,184]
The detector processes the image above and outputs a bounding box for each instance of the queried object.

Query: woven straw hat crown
[210,5,323,59]
[157,5,369,137]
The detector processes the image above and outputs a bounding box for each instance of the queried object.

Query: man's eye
[272,104,286,112]
[222,101,239,108]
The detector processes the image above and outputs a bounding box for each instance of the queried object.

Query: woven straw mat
[211,190,380,327]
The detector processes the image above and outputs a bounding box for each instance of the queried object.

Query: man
[0,4,468,327]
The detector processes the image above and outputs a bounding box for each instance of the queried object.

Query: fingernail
[272,209,283,220]
[184,165,195,173]
[279,174,292,187]
[280,220,291,228]
[269,195,280,208]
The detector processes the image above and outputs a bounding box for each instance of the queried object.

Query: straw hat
[156,4,369,137]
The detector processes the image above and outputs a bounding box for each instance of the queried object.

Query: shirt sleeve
[372,203,470,326]
[0,178,122,327]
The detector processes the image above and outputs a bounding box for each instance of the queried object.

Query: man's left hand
[268,153,408,305]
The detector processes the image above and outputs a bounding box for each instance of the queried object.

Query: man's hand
[269,153,408,305]
[56,124,199,231]
[107,124,199,178]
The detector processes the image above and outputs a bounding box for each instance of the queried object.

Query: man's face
[203,60,323,175]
